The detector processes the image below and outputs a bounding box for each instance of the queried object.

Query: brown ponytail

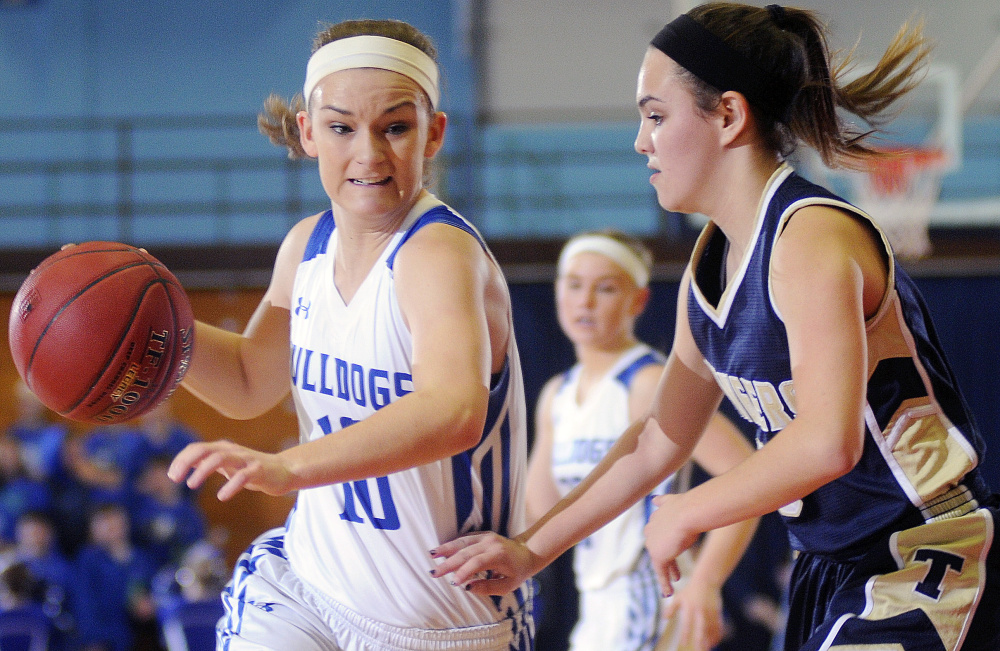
[683,2,931,170]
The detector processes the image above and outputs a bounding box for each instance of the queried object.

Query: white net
[849,148,948,259]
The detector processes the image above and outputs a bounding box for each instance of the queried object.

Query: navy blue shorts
[784,502,1000,650]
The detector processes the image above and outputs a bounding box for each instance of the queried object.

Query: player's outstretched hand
[168,440,296,501]
[429,532,540,595]
[661,572,726,651]
[644,493,699,598]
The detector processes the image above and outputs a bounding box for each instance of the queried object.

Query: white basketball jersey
[286,193,531,629]
[550,344,685,592]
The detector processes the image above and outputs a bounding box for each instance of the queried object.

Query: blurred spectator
[0,435,52,545]
[0,511,76,648]
[64,424,147,509]
[131,455,206,570]
[10,512,74,621]
[6,379,69,484]
[154,531,228,612]
[73,503,161,651]
[134,401,198,461]
[154,529,228,651]
[0,561,57,649]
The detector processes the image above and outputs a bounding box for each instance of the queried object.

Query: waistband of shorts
[301,578,522,651]
[922,480,986,523]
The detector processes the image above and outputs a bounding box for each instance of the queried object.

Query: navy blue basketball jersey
[686,164,989,559]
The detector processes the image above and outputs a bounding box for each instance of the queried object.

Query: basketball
[8,242,195,424]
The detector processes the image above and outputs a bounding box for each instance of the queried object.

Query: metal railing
[0,114,676,253]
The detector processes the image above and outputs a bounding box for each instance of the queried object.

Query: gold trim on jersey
[863,291,979,515]
[820,509,993,650]
[828,642,904,650]
[688,164,794,327]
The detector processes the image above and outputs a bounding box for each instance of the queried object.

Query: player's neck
[331,218,401,304]
[706,153,782,264]
[575,339,638,375]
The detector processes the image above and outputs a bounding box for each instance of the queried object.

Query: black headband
[650,14,797,121]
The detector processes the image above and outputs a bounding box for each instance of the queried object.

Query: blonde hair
[258,19,439,160]
[560,229,654,287]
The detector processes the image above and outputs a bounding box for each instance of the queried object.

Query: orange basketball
[8,242,195,424]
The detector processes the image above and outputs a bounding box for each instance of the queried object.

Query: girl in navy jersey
[432,4,1000,650]
[168,18,533,651]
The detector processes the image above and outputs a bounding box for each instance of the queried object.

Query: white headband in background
[303,35,440,109]
[558,235,651,288]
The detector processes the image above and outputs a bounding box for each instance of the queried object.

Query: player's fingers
[463,573,520,596]
[652,560,673,598]
[167,443,216,482]
[430,532,489,559]
[432,546,491,583]
[186,449,240,489]
[429,534,492,578]
[670,561,682,586]
[217,464,255,501]
[448,550,515,588]
[678,603,697,650]
[430,535,507,584]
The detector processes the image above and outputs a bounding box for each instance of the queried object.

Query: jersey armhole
[768,199,895,325]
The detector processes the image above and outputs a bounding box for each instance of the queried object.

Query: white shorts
[219,529,534,651]
[568,551,693,651]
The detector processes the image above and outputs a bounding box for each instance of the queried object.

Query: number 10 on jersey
[318,415,401,531]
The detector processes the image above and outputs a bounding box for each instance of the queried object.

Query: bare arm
[170,223,501,499]
[431,282,725,595]
[179,215,315,419]
[684,414,758,590]
[643,206,885,592]
[661,413,758,650]
[525,377,563,525]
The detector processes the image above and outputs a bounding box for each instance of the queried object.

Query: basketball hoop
[849,146,950,259]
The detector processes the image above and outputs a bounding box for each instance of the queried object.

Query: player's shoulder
[774,204,885,287]
[617,356,661,399]
[631,358,665,384]
[278,212,325,262]
[392,219,492,293]
[264,212,326,309]
[401,216,484,260]
[541,371,569,401]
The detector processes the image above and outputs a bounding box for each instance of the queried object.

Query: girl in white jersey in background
[167,19,533,651]
[531,230,756,651]
[432,4,1000,651]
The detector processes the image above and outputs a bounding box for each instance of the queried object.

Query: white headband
[304,35,440,110]
[558,235,651,288]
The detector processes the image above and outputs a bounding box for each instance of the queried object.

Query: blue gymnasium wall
[0,0,477,175]
[0,0,475,118]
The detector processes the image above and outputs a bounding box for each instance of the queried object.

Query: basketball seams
[141,277,192,412]
[28,242,141,276]
[24,260,167,376]
[10,241,193,424]
[60,277,180,416]
[140,252,190,405]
